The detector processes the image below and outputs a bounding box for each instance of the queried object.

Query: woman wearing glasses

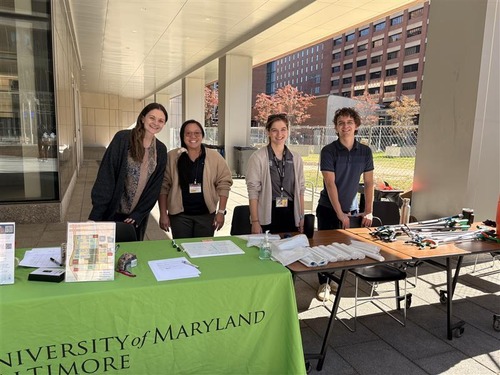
[246,113,305,234]
[159,119,233,238]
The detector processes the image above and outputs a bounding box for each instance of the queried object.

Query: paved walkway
[15,160,500,374]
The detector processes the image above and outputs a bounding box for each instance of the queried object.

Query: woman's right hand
[159,214,171,232]
[251,221,262,234]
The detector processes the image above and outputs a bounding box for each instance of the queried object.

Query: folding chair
[115,222,137,242]
[339,209,411,332]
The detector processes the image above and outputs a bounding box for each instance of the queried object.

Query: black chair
[115,222,137,242]
[230,205,252,235]
[372,200,401,225]
[341,207,410,332]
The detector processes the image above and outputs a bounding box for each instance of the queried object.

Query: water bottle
[259,230,271,260]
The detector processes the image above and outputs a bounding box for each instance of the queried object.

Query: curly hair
[333,107,361,127]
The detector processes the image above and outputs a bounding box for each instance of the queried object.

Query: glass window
[359,27,369,37]
[370,71,382,79]
[390,16,403,26]
[354,89,365,96]
[372,39,383,48]
[387,51,399,60]
[407,26,422,38]
[389,33,402,43]
[358,43,368,52]
[331,79,340,87]
[404,63,419,73]
[386,67,398,77]
[342,91,351,98]
[344,48,353,56]
[374,21,386,32]
[355,74,366,82]
[0,1,59,202]
[357,59,367,67]
[332,66,341,73]
[342,77,352,85]
[333,37,342,46]
[402,81,417,90]
[371,55,382,64]
[368,87,380,94]
[332,52,341,60]
[409,8,424,19]
[384,85,396,93]
[343,62,353,70]
[405,45,421,56]
[345,32,355,42]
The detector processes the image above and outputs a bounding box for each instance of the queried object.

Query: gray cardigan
[246,146,305,226]
[89,130,167,226]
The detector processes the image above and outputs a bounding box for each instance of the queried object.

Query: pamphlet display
[65,222,116,282]
[0,222,16,285]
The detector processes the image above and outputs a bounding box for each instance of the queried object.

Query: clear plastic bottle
[259,230,271,260]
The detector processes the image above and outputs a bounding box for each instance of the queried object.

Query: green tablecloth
[1,237,305,374]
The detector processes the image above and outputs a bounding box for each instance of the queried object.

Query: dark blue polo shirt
[318,139,374,212]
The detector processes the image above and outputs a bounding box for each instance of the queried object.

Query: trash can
[205,144,225,158]
[234,146,257,177]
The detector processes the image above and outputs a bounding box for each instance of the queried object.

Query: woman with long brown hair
[89,103,168,240]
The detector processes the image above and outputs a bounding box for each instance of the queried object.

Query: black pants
[169,212,216,239]
[261,200,296,234]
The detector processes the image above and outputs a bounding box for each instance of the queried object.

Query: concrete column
[412,0,499,220]
[182,77,204,123]
[155,93,171,149]
[218,55,253,173]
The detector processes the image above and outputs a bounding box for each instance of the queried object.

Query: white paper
[19,247,62,268]
[148,257,200,281]
[0,222,16,285]
[181,240,244,258]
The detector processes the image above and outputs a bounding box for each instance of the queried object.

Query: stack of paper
[19,247,63,268]
[148,257,201,281]
[180,240,244,258]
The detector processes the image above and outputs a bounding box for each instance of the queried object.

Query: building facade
[253,1,430,121]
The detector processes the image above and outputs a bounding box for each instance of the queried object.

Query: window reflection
[0,0,58,202]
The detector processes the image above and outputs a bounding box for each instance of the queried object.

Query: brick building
[252,1,430,125]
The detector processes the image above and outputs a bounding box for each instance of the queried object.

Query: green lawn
[302,152,415,192]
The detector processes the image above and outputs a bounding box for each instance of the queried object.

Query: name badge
[189,183,202,193]
[275,197,288,207]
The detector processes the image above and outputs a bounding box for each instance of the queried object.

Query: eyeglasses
[267,113,287,121]
[185,131,202,137]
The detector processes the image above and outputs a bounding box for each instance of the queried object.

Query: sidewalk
[14,160,500,374]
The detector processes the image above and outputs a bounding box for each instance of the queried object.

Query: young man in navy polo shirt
[316,107,374,301]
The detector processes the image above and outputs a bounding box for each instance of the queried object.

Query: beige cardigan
[161,147,233,215]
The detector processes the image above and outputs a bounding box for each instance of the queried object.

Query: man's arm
[322,170,350,229]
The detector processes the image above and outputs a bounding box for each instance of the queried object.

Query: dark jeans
[169,212,215,239]
[261,200,296,234]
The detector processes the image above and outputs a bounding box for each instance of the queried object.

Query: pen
[50,257,64,267]
[182,260,199,269]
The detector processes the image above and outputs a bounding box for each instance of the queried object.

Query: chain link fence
[249,124,418,193]
[203,124,417,193]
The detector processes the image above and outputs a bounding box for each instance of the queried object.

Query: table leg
[304,269,347,371]
[446,257,465,339]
